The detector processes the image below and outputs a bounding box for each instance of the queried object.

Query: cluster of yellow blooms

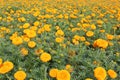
[0,0,120,79]
[49,69,70,80]
[94,67,117,80]
[0,59,14,74]
[93,39,108,49]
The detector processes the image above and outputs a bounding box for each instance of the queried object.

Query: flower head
[14,71,27,80]
[40,52,51,62]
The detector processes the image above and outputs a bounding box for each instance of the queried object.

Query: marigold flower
[106,34,114,40]
[55,30,64,36]
[108,69,117,79]
[85,41,90,46]
[55,37,64,43]
[12,37,23,45]
[14,71,27,80]
[20,48,28,56]
[65,64,73,72]
[94,67,107,80]
[86,31,94,37]
[49,68,59,78]
[85,78,93,80]
[0,61,14,74]
[40,52,51,62]
[74,35,80,40]
[43,24,51,32]
[23,23,30,28]
[34,21,40,27]
[93,39,108,49]
[28,41,36,48]
[97,20,103,25]
[79,36,86,41]
[57,70,70,80]
[25,29,36,38]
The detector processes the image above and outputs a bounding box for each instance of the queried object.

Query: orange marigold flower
[108,69,117,79]
[91,24,96,30]
[12,37,23,45]
[28,41,36,48]
[94,67,107,80]
[93,39,108,49]
[65,64,73,72]
[57,70,70,80]
[49,68,59,78]
[20,48,28,56]
[40,52,51,62]
[23,23,30,28]
[0,61,14,74]
[55,37,64,43]
[14,71,27,80]
[55,30,64,36]
[43,24,51,32]
[79,36,86,41]
[86,31,94,37]
[34,21,40,27]
[106,34,114,40]
[85,78,93,80]
[25,29,36,38]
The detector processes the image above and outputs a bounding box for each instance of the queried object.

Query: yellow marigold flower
[34,21,40,27]
[21,17,26,22]
[91,24,96,30]
[55,37,64,43]
[49,68,59,78]
[72,39,79,45]
[40,52,51,62]
[74,35,80,40]
[35,49,44,55]
[106,34,114,40]
[43,24,51,32]
[99,29,105,33]
[56,26,60,30]
[86,31,94,37]
[14,71,27,80]
[57,70,70,80]
[97,20,103,25]
[108,69,117,79]
[72,28,81,32]
[85,78,93,80]
[28,41,36,48]
[70,14,77,19]
[23,23,30,28]
[20,48,28,56]
[91,13,96,17]
[94,67,107,80]
[79,36,86,41]
[22,36,30,42]
[65,64,73,72]
[37,28,44,34]
[57,14,63,19]
[93,39,108,49]
[25,29,36,38]
[55,30,64,36]
[12,37,23,45]
[85,41,90,46]
[30,26,38,31]
[10,32,18,40]
[0,61,14,74]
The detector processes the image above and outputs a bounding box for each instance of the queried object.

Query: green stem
[44,66,48,80]
[6,74,11,80]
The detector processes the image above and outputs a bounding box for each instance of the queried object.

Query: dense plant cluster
[0,0,120,80]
